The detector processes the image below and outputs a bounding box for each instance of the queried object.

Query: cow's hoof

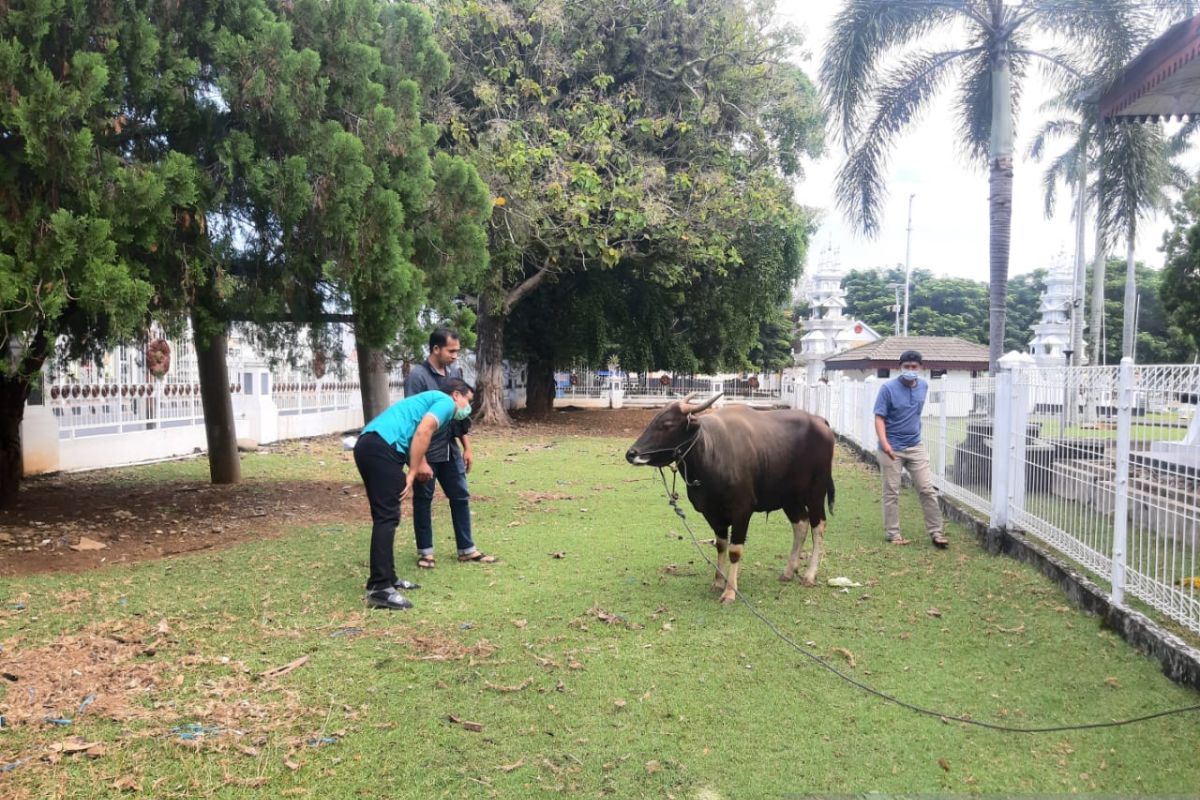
[710,580,727,593]
[799,576,816,587]
[719,590,737,604]
[778,571,794,582]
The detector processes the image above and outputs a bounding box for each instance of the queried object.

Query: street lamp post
[903,194,915,337]
[1062,348,1074,432]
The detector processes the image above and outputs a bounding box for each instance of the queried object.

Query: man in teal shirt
[353,379,475,609]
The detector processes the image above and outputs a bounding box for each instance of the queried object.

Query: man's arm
[872,385,895,460]
[403,415,440,497]
[460,433,473,473]
[875,415,894,460]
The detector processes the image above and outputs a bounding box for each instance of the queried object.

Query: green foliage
[1161,181,1200,359]
[0,0,198,373]
[432,0,823,373]
[841,266,1046,354]
[1094,258,1196,364]
[205,0,490,355]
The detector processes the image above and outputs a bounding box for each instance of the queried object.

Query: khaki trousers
[878,443,943,540]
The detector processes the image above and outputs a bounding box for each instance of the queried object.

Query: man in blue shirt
[872,349,947,548]
[353,379,475,609]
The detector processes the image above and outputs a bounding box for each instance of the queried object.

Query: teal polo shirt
[361,391,456,455]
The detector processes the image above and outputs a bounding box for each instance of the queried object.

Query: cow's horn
[679,391,698,407]
[687,392,723,415]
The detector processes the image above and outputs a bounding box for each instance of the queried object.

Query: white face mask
[900,370,920,382]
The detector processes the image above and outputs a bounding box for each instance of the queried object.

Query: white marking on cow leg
[781,520,809,581]
[712,537,729,592]
[719,544,743,604]
[801,521,826,587]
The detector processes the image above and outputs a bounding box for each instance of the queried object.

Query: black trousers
[353,431,407,591]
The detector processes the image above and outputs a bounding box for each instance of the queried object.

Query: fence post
[937,377,948,482]
[991,370,1013,535]
[862,377,878,451]
[1007,367,1030,524]
[1111,357,1134,606]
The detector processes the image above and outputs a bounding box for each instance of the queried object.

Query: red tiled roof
[822,336,989,371]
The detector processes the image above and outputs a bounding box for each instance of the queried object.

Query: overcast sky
[778,2,1191,283]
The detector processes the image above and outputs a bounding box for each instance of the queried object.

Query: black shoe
[366,588,413,610]
[394,578,421,591]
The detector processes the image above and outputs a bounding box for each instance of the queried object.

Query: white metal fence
[801,362,1200,635]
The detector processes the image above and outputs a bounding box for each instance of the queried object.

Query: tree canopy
[429,0,824,419]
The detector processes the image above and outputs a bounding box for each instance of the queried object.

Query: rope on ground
[656,467,1200,734]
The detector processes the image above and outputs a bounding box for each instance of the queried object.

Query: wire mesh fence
[802,362,1200,635]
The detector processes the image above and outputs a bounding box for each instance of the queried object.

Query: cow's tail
[825,473,836,516]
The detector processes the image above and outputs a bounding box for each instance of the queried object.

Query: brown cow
[626,393,836,603]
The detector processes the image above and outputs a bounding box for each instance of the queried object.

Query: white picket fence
[799,363,1200,635]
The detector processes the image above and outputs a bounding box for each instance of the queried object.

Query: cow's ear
[686,413,699,427]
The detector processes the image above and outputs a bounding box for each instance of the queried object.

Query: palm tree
[1031,96,1196,363]
[821,0,1145,371]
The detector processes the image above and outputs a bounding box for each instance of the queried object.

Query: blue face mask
[900,370,920,382]
[454,402,472,421]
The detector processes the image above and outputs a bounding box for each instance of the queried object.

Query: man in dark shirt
[872,349,947,548]
[403,327,496,568]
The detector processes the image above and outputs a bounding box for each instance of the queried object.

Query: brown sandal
[931,533,949,549]
[458,551,498,564]
[416,555,436,569]
[886,535,912,546]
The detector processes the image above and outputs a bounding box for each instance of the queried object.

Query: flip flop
[931,533,949,549]
[416,555,436,570]
[886,535,912,546]
[458,551,498,564]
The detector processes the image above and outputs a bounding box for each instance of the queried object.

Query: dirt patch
[0,619,171,727]
[0,473,366,578]
[0,408,658,578]
[509,406,659,438]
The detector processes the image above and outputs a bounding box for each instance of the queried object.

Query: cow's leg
[801,519,826,587]
[712,534,729,592]
[719,517,750,604]
[781,518,809,582]
[705,514,730,593]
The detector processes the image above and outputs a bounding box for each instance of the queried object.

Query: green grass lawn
[2,429,1199,799]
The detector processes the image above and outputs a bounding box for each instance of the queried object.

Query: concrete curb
[836,434,1200,692]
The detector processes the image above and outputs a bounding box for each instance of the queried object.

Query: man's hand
[401,472,415,501]
[414,459,434,482]
[462,446,473,473]
[882,443,896,461]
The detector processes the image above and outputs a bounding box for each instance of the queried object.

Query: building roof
[1092,14,1200,122]
[822,336,990,371]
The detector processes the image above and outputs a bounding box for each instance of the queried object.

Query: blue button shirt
[873,377,928,451]
[362,391,456,455]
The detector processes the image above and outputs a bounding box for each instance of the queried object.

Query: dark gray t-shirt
[403,361,468,463]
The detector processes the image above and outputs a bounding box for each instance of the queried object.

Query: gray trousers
[878,442,943,539]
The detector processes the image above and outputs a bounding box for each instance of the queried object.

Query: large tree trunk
[0,377,24,509]
[474,292,511,426]
[525,354,555,418]
[193,319,241,484]
[1121,220,1138,360]
[987,56,1014,373]
[0,328,49,508]
[356,341,391,424]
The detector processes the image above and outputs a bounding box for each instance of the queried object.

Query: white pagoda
[1029,253,1082,365]
[795,247,881,381]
